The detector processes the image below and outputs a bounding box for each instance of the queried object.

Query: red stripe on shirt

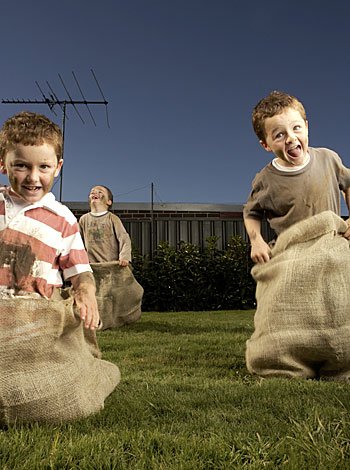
[0,268,13,287]
[25,208,78,237]
[59,248,90,270]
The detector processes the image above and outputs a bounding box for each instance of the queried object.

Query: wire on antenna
[58,73,85,124]
[36,81,58,115]
[46,81,67,117]
[72,71,96,126]
[91,68,110,128]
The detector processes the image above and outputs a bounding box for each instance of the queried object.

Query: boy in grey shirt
[79,185,131,265]
[244,90,350,263]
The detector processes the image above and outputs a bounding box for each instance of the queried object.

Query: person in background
[79,185,132,266]
[0,111,99,330]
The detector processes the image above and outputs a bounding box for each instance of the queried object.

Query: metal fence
[123,217,274,256]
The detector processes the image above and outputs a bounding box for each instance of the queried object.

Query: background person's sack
[0,290,120,424]
[91,262,143,330]
[246,211,350,380]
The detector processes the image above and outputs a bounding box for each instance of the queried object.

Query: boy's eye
[274,132,284,139]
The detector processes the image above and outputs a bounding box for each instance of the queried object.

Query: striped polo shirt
[0,187,92,298]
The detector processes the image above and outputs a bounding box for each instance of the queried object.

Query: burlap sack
[91,262,143,330]
[0,289,120,424]
[246,211,350,380]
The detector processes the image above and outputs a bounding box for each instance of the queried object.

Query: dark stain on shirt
[0,241,36,292]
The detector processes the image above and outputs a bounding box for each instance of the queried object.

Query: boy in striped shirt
[0,111,99,330]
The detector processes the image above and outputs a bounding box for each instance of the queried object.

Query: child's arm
[112,217,132,267]
[69,272,100,330]
[244,217,271,263]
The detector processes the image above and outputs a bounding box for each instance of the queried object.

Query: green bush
[132,236,256,311]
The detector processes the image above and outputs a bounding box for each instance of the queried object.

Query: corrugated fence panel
[123,218,274,257]
[124,221,151,256]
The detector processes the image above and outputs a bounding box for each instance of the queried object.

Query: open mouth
[287,145,302,158]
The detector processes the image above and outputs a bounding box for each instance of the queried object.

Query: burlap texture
[246,211,350,380]
[0,289,120,424]
[91,262,143,330]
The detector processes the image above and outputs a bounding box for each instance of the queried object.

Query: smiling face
[1,143,63,203]
[89,186,112,210]
[261,107,309,167]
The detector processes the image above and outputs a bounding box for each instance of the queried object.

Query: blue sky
[1,0,350,208]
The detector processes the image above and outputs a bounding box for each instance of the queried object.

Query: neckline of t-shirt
[90,210,109,216]
[272,152,311,172]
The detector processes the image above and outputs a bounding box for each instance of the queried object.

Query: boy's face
[89,186,112,209]
[260,107,309,167]
[0,143,63,203]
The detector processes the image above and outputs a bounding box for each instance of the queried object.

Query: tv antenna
[1,69,109,201]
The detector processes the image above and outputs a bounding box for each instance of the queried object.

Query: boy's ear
[259,140,272,152]
[54,159,64,177]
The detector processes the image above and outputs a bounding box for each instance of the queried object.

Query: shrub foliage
[132,236,256,311]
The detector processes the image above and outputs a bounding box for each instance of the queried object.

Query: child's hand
[74,289,100,330]
[250,240,272,264]
[343,225,350,240]
[70,273,100,330]
[119,259,129,267]
[244,217,271,264]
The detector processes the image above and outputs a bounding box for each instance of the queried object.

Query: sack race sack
[91,262,143,330]
[0,289,120,424]
[246,211,350,380]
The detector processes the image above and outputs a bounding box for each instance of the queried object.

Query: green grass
[1,311,350,469]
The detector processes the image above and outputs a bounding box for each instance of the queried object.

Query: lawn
[1,310,350,469]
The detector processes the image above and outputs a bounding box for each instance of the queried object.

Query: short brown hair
[0,111,62,162]
[252,91,307,143]
[100,185,113,207]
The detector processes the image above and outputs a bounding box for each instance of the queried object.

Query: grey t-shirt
[79,211,132,263]
[243,147,350,235]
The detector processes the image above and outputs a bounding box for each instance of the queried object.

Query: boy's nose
[26,168,40,182]
[286,132,297,143]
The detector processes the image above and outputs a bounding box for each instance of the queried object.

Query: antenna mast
[1,69,110,201]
